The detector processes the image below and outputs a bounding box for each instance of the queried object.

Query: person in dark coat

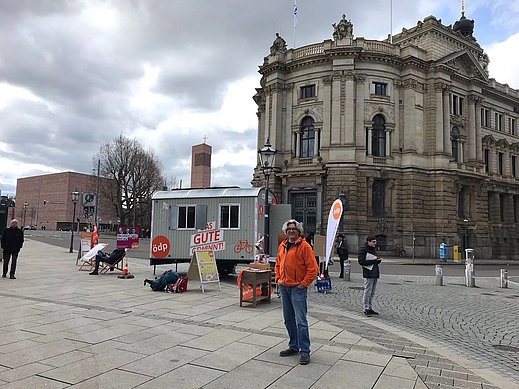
[1,219,24,279]
[336,234,349,278]
[358,235,382,316]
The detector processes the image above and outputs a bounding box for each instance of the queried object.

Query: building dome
[453,15,474,37]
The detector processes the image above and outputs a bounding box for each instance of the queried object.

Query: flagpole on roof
[293,0,297,47]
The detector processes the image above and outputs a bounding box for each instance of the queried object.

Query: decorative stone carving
[322,76,332,85]
[434,82,445,92]
[403,78,417,90]
[370,218,389,236]
[356,74,366,84]
[285,83,294,92]
[332,71,342,81]
[478,52,490,76]
[292,106,323,125]
[332,14,353,40]
[416,20,423,29]
[365,102,395,124]
[345,71,355,81]
[270,33,287,55]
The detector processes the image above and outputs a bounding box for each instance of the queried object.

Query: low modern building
[252,13,519,259]
[15,172,117,231]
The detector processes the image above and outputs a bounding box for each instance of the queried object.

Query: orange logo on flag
[332,202,341,220]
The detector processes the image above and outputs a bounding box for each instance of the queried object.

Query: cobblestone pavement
[308,273,519,386]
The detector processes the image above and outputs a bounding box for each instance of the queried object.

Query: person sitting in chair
[89,248,125,275]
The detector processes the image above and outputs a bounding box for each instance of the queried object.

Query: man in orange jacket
[275,219,319,365]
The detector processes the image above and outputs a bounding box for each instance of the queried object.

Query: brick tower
[191,142,212,188]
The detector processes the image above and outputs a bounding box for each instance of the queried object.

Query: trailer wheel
[217,263,235,276]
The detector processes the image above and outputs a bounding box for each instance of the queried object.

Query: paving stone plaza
[0,240,517,388]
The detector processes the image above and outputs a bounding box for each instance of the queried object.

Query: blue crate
[315,277,332,293]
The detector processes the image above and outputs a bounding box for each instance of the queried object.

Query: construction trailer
[149,187,291,275]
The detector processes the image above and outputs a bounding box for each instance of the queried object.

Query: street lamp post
[258,139,277,257]
[69,191,79,253]
[23,202,28,228]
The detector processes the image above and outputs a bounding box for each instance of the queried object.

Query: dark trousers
[339,256,347,278]
[93,252,116,272]
[3,250,18,277]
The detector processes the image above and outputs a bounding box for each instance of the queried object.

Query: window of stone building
[512,155,516,178]
[300,85,315,99]
[372,82,387,96]
[372,180,385,217]
[458,189,464,218]
[495,113,499,130]
[498,152,503,175]
[481,108,490,127]
[451,94,463,116]
[300,116,315,158]
[498,114,503,131]
[372,115,386,157]
[451,127,460,162]
[484,149,490,172]
[511,118,516,135]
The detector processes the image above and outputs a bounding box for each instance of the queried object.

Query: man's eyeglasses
[286,228,298,231]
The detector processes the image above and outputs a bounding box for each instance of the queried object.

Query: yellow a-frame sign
[187,251,221,293]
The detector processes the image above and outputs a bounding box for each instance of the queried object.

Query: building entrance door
[291,192,317,234]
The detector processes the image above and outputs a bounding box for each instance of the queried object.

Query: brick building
[191,143,212,188]
[15,172,117,231]
[252,13,519,259]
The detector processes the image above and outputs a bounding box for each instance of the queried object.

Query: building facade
[15,172,117,231]
[252,14,519,259]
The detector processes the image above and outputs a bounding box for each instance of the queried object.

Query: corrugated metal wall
[151,195,261,261]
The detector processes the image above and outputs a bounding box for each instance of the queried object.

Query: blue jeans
[279,285,311,354]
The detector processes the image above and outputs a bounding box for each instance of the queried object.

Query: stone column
[295,132,300,158]
[285,84,294,153]
[344,72,355,145]
[386,131,391,157]
[270,83,283,151]
[321,76,332,148]
[331,72,342,145]
[434,82,444,153]
[475,96,483,161]
[443,85,451,153]
[393,80,401,151]
[265,88,271,143]
[314,129,320,156]
[367,129,373,155]
[467,95,477,161]
[403,79,417,151]
[355,75,366,150]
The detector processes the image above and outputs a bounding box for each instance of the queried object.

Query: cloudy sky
[1,0,518,197]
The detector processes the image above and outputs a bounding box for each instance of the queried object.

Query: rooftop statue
[332,14,353,40]
[270,33,287,55]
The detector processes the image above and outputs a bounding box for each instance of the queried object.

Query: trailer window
[178,205,196,229]
[220,204,240,229]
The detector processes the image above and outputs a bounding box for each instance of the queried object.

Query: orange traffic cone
[118,261,134,279]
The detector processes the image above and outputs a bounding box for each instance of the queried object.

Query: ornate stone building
[252,13,519,259]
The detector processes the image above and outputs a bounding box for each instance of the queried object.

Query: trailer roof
[153,187,263,199]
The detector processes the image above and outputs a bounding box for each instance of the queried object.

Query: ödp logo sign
[152,236,170,258]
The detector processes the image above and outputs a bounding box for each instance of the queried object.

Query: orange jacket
[275,237,319,288]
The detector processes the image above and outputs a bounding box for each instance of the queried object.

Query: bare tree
[94,135,165,227]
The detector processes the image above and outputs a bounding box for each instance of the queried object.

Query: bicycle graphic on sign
[233,239,254,254]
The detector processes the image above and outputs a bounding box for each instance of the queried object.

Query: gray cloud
[1,0,500,195]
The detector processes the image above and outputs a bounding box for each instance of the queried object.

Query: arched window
[451,127,460,162]
[300,116,315,158]
[372,180,385,217]
[372,115,386,157]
